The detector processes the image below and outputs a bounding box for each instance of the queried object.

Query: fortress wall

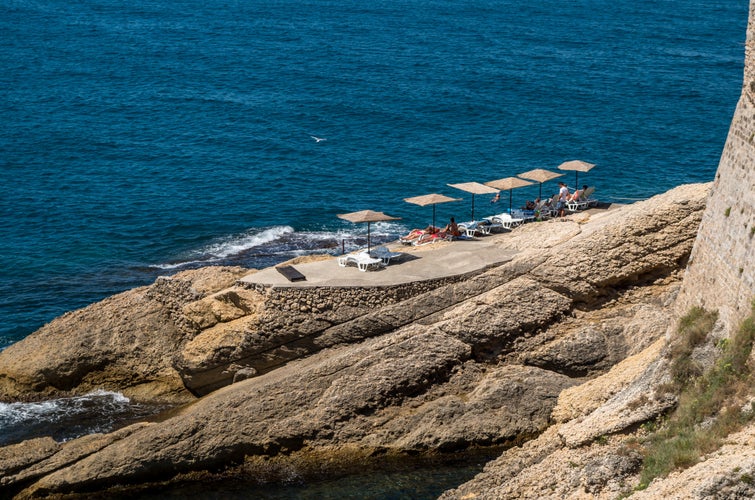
[675,1,755,330]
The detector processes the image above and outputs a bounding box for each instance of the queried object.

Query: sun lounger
[337,252,385,271]
[510,209,536,223]
[541,194,561,218]
[565,198,588,212]
[582,186,598,207]
[369,246,403,265]
[458,220,493,237]
[486,213,524,229]
[399,227,440,245]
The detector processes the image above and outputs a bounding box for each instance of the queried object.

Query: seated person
[524,200,536,210]
[443,217,461,237]
[569,187,584,201]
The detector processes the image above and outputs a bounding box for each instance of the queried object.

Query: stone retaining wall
[178,273,477,395]
[240,273,472,326]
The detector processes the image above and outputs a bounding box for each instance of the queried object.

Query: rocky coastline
[1,183,729,498]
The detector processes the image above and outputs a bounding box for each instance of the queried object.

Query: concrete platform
[239,237,519,288]
[238,204,620,289]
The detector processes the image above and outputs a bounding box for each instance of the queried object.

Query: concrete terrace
[238,204,621,289]
[239,235,519,288]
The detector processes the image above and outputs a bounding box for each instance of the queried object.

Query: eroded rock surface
[0,184,713,497]
[0,266,250,404]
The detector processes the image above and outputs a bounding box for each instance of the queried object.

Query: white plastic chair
[370,246,403,265]
[338,252,385,271]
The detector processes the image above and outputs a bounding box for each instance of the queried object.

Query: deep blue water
[0,0,747,348]
[0,0,747,340]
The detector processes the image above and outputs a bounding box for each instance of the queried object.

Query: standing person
[557,182,569,217]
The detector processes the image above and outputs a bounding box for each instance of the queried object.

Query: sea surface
[0,0,749,496]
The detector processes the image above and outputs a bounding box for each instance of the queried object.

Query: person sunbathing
[443,217,461,237]
[569,185,587,201]
[399,225,440,244]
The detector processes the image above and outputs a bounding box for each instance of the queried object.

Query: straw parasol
[403,193,461,229]
[337,209,400,253]
[557,160,596,188]
[447,182,499,221]
[517,168,564,199]
[484,177,533,211]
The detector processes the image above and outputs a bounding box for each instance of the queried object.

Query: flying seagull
[310,136,326,143]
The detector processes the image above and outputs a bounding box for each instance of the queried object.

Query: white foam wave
[150,225,296,269]
[152,260,208,270]
[201,225,295,259]
[150,222,409,270]
[0,390,129,426]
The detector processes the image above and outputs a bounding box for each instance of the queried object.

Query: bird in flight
[310,136,326,143]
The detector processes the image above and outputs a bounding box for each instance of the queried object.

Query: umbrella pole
[539,183,542,199]
[367,222,371,254]
[471,194,475,221]
[575,172,579,188]
[432,205,436,230]
[509,190,513,212]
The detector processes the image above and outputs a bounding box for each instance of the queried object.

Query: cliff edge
[0,183,710,498]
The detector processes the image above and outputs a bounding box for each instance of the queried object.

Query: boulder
[0,266,249,403]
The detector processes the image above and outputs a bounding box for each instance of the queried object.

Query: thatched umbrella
[517,168,564,199]
[447,182,499,221]
[337,209,400,253]
[403,193,461,229]
[484,177,534,211]
[557,160,595,188]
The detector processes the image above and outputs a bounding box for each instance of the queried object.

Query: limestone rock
[361,365,576,451]
[557,353,676,448]
[18,328,471,495]
[181,286,265,330]
[443,434,642,499]
[4,423,151,491]
[530,183,707,301]
[0,183,710,496]
[0,437,59,479]
[0,266,249,403]
[551,337,666,424]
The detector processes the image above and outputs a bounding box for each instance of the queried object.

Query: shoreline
[0,184,710,497]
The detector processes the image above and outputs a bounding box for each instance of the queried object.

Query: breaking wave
[151,222,407,271]
[0,390,165,446]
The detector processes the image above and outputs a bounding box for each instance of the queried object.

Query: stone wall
[675,2,755,331]
[176,274,474,395]
[244,274,468,318]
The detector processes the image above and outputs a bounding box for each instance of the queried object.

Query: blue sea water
[0,0,747,349]
[0,0,749,495]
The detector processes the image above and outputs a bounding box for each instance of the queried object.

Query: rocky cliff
[444,2,755,497]
[0,183,711,498]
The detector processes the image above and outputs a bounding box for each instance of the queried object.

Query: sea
[0,0,749,496]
